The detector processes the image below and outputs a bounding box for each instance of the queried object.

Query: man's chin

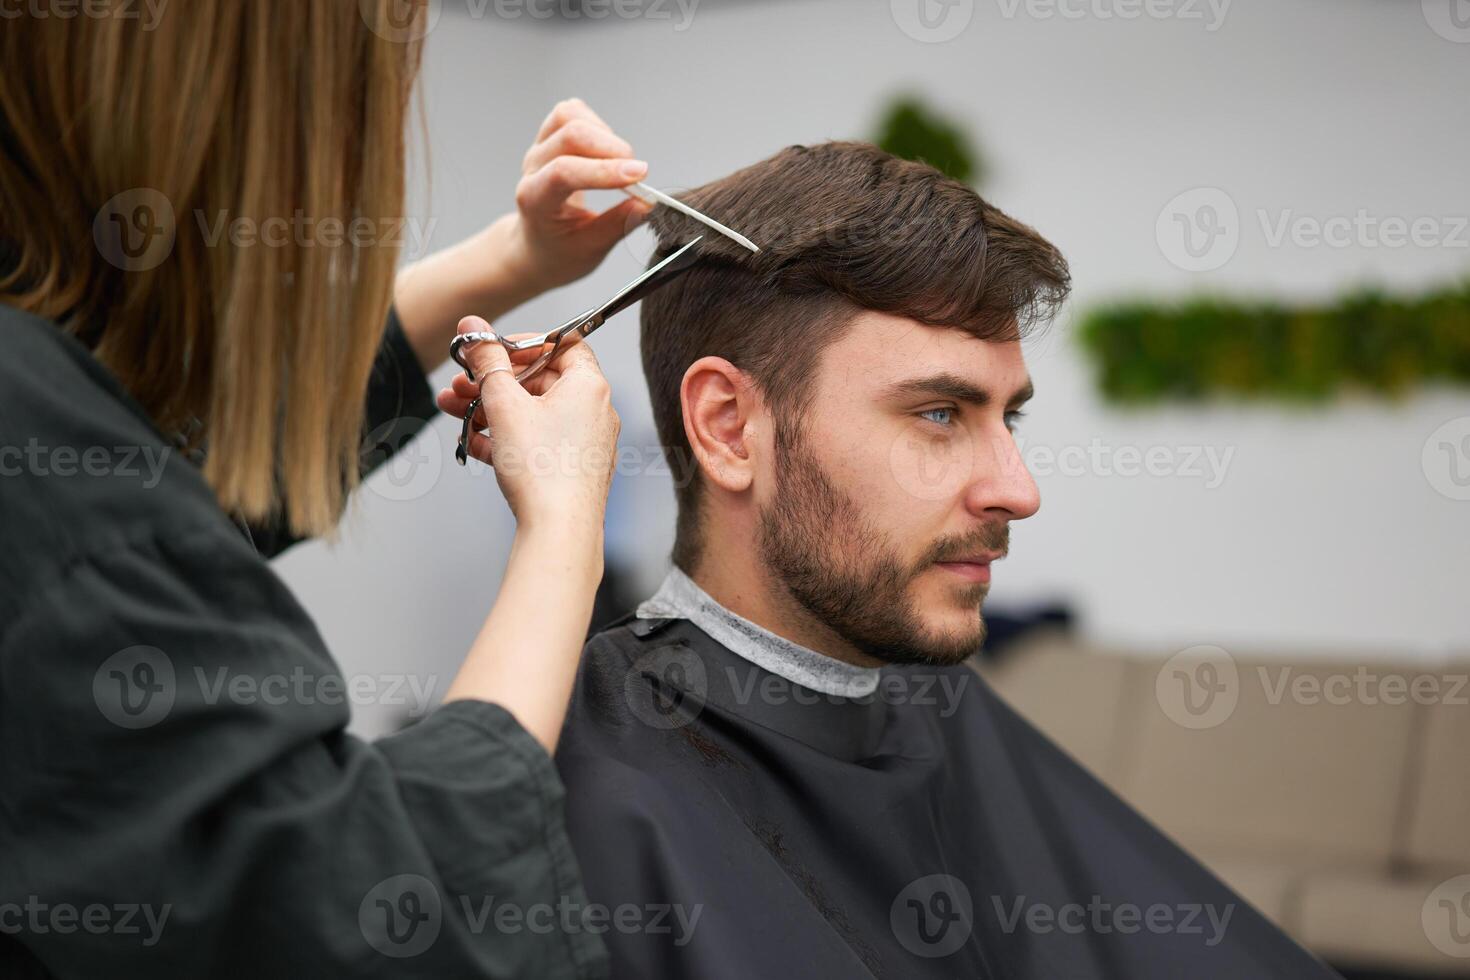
[879,611,987,666]
[904,645,981,667]
[859,578,984,666]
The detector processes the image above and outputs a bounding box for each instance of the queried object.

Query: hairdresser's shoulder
[0,304,235,589]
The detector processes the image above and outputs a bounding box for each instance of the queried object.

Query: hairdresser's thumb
[458,317,520,412]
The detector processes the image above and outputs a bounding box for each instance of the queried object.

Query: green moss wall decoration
[1077,281,1470,404]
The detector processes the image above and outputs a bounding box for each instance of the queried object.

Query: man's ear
[680,356,757,494]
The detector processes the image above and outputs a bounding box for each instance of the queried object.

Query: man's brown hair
[640,141,1070,571]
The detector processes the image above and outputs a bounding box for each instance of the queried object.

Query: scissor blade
[629,183,761,254]
[592,237,705,325]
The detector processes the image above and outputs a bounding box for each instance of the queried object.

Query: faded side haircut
[640,140,1071,571]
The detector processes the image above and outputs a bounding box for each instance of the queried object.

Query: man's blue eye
[920,408,953,426]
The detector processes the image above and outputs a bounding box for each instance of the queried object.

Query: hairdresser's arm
[252,99,647,558]
[433,323,617,752]
[392,97,653,373]
[0,328,620,979]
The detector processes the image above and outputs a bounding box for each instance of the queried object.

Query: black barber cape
[556,616,1341,979]
[0,303,607,979]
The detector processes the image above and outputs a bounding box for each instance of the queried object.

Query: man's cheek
[885,429,975,503]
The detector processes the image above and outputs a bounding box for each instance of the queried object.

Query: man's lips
[934,554,1002,584]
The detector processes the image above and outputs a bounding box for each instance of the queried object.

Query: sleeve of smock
[0,522,608,979]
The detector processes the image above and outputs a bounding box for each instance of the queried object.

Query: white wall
[273,0,1470,736]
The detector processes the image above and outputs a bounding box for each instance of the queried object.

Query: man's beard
[756,420,1009,666]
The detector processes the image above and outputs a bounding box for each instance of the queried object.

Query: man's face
[756,311,1040,665]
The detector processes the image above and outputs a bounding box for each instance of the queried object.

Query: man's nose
[962,428,1040,521]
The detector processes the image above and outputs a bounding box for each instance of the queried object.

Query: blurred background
[271,1,1469,974]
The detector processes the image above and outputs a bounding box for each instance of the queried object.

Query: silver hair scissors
[449,236,706,466]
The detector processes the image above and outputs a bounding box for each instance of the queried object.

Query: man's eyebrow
[881,373,1035,409]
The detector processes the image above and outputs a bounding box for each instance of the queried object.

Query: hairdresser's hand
[495,97,654,296]
[393,98,649,372]
[437,317,620,531]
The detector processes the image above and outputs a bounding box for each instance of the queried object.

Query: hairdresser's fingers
[523,117,634,175]
[457,318,524,411]
[503,334,568,372]
[478,332,551,366]
[521,366,564,397]
[470,348,522,417]
[438,374,568,439]
[436,386,473,418]
[517,156,649,221]
[444,359,561,409]
[533,97,613,146]
[433,382,492,462]
[437,387,493,433]
[447,370,510,402]
[463,430,496,467]
[449,329,542,391]
[585,195,655,244]
[450,371,479,399]
[543,338,609,394]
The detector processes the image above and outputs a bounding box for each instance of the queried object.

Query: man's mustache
[921,524,1010,568]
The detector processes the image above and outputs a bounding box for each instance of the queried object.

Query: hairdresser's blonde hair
[0,1,424,535]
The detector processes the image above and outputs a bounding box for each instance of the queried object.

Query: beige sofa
[976,631,1470,977]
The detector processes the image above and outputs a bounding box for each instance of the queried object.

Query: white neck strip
[635,567,882,699]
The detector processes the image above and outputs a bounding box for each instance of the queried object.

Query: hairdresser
[0,6,650,978]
